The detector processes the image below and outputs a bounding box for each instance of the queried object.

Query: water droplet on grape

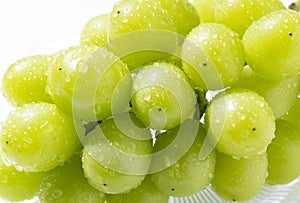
[51,189,63,199]
[15,165,24,172]
[122,18,128,23]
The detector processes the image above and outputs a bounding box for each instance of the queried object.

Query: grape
[215,0,285,37]
[47,45,98,114]
[181,23,244,91]
[47,45,129,120]
[212,152,268,202]
[0,102,81,172]
[82,114,153,194]
[0,157,44,202]
[2,55,53,106]
[131,62,197,130]
[80,14,108,47]
[151,121,216,197]
[109,0,175,38]
[106,176,169,203]
[2,0,300,201]
[205,88,275,158]
[108,0,177,69]
[39,154,105,203]
[243,9,300,81]
[283,97,300,126]
[82,150,147,195]
[233,66,300,118]
[153,0,200,35]
[267,119,300,185]
[191,0,217,23]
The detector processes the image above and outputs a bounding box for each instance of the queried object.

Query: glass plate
[171,179,300,203]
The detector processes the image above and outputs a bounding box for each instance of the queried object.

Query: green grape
[215,0,285,37]
[131,62,197,130]
[205,88,275,158]
[0,157,44,202]
[2,55,53,106]
[80,14,108,46]
[283,97,300,126]
[39,154,105,203]
[108,0,177,69]
[82,114,153,194]
[181,23,244,91]
[106,176,169,203]
[109,0,175,38]
[243,9,300,81]
[47,45,98,114]
[267,119,300,185]
[47,45,129,120]
[191,0,217,23]
[0,102,81,172]
[82,150,147,195]
[153,0,200,35]
[233,66,300,118]
[212,152,268,202]
[151,121,216,197]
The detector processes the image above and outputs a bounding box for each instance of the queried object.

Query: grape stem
[84,120,103,136]
[289,1,300,12]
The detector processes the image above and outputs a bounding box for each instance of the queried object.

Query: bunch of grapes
[1,0,300,202]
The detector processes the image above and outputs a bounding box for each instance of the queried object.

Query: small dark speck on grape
[289,2,296,10]
[203,63,207,67]
[129,101,132,108]
[117,10,121,14]
[233,199,236,202]
[5,141,8,144]
[252,128,256,131]
[59,68,62,71]
[289,32,293,36]
[158,108,162,112]
[244,61,247,66]
[171,188,175,191]
[103,183,107,186]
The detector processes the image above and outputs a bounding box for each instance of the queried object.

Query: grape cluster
[1,0,300,202]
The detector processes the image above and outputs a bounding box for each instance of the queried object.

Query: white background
[0,0,117,122]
